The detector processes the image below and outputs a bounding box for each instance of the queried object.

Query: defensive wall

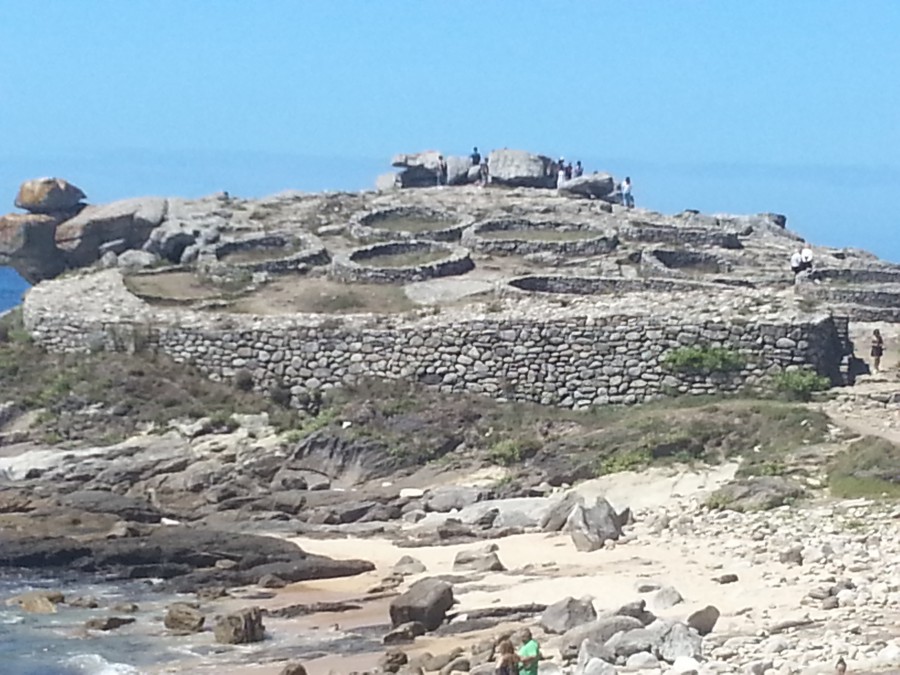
[22,270,852,409]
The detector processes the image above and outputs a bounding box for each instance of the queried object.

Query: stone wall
[23,270,853,410]
[461,219,619,257]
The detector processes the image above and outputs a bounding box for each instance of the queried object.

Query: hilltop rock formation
[15,177,86,215]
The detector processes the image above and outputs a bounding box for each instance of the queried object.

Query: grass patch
[480,228,602,242]
[372,216,453,233]
[488,438,539,466]
[359,249,447,268]
[662,346,746,375]
[828,436,900,499]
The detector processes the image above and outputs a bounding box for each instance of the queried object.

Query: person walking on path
[621,176,634,208]
[517,628,541,675]
[871,329,885,373]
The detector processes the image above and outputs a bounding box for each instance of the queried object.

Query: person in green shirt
[517,628,541,675]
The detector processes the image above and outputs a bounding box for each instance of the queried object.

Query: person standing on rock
[621,176,634,208]
[564,162,573,180]
[436,155,448,187]
[480,157,490,187]
[471,147,481,166]
[516,628,541,675]
[573,161,584,178]
[495,639,518,675]
[557,159,567,189]
[871,329,884,372]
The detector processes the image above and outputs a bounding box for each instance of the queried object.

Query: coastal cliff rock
[0,212,67,282]
[15,177,86,215]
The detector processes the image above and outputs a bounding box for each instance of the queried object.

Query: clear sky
[1,1,898,259]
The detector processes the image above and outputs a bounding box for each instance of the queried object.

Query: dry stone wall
[24,270,853,409]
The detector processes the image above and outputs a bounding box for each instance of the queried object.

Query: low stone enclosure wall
[329,240,474,284]
[349,206,475,243]
[461,219,619,257]
[213,232,329,274]
[619,221,743,250]
[24,270,854,409]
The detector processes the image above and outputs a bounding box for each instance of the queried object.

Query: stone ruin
[4,155,899,409]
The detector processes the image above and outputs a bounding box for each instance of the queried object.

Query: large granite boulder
[561,615,645,654]
[0,212,67,282]
[392,151,441,171]
[563,497,625,552]
[15,177,86,214]
[164,602,204,632]
[55,197,167,267]
[558,173,616,200]
[540,596,597,634]
[487,149,556,188]
[389,578,454,631]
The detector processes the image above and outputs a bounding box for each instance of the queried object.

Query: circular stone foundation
[330,240,474,284]
[507,275,716,296]
[461,219,619,256]
[349,206,475,243]
[641,248,732,277]
[214,232,329,273]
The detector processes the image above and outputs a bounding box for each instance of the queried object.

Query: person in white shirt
[800,246,813,270]
[790,249,804,276]
[621,177,634,208]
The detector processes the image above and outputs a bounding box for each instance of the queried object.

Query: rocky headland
[1,150,900,674]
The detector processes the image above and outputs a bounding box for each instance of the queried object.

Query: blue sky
[1,1,898,259]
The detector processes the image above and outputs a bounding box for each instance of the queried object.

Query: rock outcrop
[0,212,67,281]
[55,197,167,267]
[558,173,616,201]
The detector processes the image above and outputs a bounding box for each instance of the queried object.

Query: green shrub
[662,347,746,375]
[596,448,651,475]
[828,436,900,498]
[488,438,539,466]
[772,370,830,401]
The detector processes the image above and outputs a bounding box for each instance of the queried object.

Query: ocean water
[0,573,181,675]
[0,266,30,313]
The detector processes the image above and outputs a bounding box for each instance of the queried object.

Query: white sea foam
[64,653,140,675]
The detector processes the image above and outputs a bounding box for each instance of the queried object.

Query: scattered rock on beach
[164,602,204,633]
[389,578,454,632]
[214,606,265,644]
[540,596,597,634]
[84,616,136,631]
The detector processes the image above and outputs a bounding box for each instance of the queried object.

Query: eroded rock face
[55,197,167,267]
[15,178,86,214]
[0,212,67,282]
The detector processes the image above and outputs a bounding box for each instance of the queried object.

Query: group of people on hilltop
[435,146,489,188]
[555,157,585,187]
